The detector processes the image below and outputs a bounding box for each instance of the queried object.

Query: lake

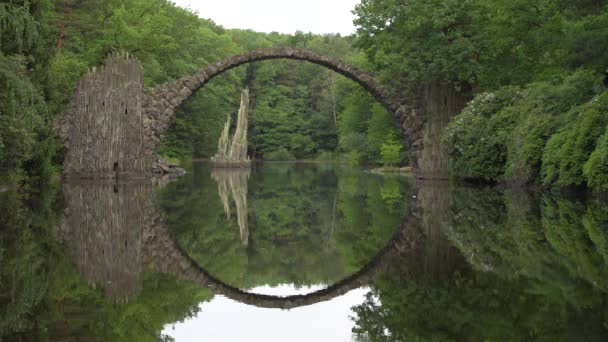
[1,162,607,341]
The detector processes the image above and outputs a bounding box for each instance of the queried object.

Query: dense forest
[351,0,608,189]
[2,0,608,189]
[0,0,404,185]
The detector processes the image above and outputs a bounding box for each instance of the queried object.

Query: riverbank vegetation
[352,0,608,190]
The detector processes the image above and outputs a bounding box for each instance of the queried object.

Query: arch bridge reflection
[60,177,464,308]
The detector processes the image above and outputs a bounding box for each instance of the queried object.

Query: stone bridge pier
[58,48,465,179]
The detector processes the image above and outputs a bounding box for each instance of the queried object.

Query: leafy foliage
[352,187,608,341]
[445,70,608,188]
[584,127,608,192]
[354,0,608,188]
[158,162,411,288]
[379,133,402,166]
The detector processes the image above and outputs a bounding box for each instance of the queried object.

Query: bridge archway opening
[146,48,412,166]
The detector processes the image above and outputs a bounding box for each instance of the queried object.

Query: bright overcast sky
[171,0,360,35]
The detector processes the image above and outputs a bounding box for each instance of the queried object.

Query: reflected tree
[159,163,411,290]
[352,186,608,341]
[211,168,251,246]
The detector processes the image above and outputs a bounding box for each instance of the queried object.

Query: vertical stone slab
[61,53,146,179]
[417,81,468,179]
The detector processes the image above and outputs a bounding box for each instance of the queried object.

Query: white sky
[162,284,370,341]
[171,0,360,35]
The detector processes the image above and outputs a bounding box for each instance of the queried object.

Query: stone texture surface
[59,52,147,179]
[60,48,463,179]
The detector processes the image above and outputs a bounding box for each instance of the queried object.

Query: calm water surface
[1,162,608,341]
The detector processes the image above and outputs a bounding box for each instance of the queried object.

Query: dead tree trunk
[211,88,251,168]
[211,169,251,247]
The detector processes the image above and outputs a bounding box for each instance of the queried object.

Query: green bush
[505,70,602,183]
[445,87,523,181]
[380,134,403,166]
[447,70,607,187]
[264,147,295,161]
[540,91,608,187]
[541,131,566,185]
[556,108,608,186]
[346,150,362,166]
[504,111,557,183]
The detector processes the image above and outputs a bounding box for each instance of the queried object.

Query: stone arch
[59,49,430,179]
[141,47,423,174]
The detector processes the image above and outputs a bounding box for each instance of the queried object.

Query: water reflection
[60,180,147,302]
[210,168,250,247]
[1,164,608,340]
[351,187,608,341]
[56,164,413,309]
[158,163,410,292]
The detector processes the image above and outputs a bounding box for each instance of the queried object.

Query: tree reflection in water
[211,168,251,247]
[2,163,608,340]
[352,186,608,341]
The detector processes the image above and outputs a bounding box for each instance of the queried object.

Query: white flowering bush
[445,86,523,181]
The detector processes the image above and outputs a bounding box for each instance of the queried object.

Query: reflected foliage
[0,184,211,341]
[5,164,608,340]
[0,187,59,337]
[158,162,411,289]
[353,187,608,341]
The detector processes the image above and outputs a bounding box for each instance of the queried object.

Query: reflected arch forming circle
[153,202,417,310]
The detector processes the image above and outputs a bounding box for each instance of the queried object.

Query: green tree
[380,133,402,166]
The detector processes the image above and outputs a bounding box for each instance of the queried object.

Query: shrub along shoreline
[445,71,608,192]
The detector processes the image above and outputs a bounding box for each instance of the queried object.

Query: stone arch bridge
[58,48,466,180]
